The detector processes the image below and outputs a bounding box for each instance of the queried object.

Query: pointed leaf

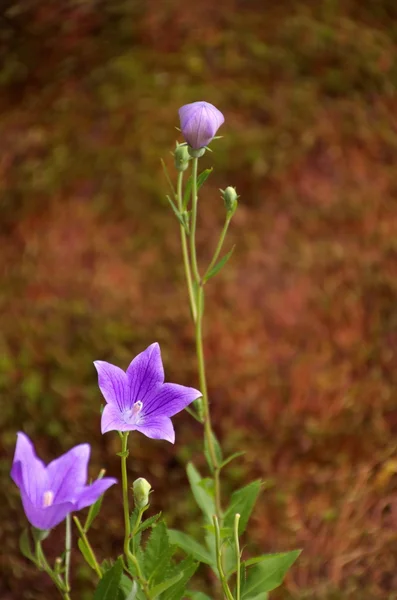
[241,551,301,597]
[19,529,35,562]
[168,529,213,565]
[150,572,183,598]
[220,451,246,470]
[204,246,235,282]
[162,557,198,600]
[166,195,188,232]
[204,430,223,473]
[144,521,173,584]
[78,538,97,570]
[94,557,123,600]
[186,593,212,600]
[224,481,262,535]
[186,463,215,522]
[183,168,213,208]
[138,512,162,533]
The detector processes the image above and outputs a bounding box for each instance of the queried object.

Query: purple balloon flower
[94,342,201,443]
[10,433,117,530]
[179,101,224,149]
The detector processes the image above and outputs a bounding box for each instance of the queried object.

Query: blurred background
[1,0,397,598]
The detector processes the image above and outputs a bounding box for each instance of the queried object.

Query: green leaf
[138,512,162,533]
[144,521,173,584]
[150,572,183,598]
[186,593,212,600]
[162,557,198,600]
[224,481,262,535]
[183,168,213,208]
[94,557,123,600]
[204,430,223,472]
[78,538,97,570]
[220,451,246,470]
[204,246,235,281]
[161,158,176,196]
[241,551,301,597]
[19,529,35,562]
[84,495,104,531]
[166,195,188,232]
[168,529,213,565]
[186,462,215,522]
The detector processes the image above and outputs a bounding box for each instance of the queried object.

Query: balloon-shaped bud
[174,143,190,172]
[133,477,151,509]
[179,101,224,150]
[221,186,239,216]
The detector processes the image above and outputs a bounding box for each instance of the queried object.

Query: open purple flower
[94,342,201,443]
[179,101,224,149]
[10,433,117,530]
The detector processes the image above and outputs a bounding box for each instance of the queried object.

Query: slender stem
[120,432,131,558]
[189,157,201,282]
[213,516,235,600]
[131,506,145,554]
[65,514,72,592]
[35,540,68,598]
[204,216,232,280]
[234,514,241,600]
[120,432,152,600]
[73,516,102,579]
[196,286,222,517]
[176,171,197,322]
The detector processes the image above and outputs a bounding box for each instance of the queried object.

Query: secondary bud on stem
[174,143,190,172]
[221,186,239,217]
[133,477,151,509]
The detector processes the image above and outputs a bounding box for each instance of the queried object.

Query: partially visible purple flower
[94,342,201,443]
[10,433,117,530]
[179,101,224,149]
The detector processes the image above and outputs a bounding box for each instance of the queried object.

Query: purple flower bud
[10,433,117,530]
[179,101,224,149]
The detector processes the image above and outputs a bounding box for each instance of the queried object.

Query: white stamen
[43,490,54,508]
[132,400,143,415]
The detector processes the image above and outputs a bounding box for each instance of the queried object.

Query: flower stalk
[73,516,102,579]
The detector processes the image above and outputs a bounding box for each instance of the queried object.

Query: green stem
[73,516,102,579]
[196,286,222,518]
[189,157,201,283]
[120,433,152,600]
[234,514,241,600]
[36,540,68,598]
[120,432,131,559]
[204,216,232,281]
[131,506,145,554]
[65,514,72,593]
[213,516,235,600]
[176,171,197,322]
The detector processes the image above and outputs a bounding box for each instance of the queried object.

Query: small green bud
[188,146,206,158]
[133,477,151,509]
[174,143,190,172]
[221,186,239,216]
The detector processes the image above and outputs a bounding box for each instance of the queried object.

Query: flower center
[43,490,54,508]
[123,400,143,424]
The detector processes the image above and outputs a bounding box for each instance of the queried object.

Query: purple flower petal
[126,343,164,405]
[137,415,175,444]
[76,478,117,510]
[47,444,90,503]
[179,101,224,149]
[11,432,47,505]
[101,403,132,433]
[143,383,201,418]
[10,433,117,530]
[94,361,128,410]
[20,488,74,530]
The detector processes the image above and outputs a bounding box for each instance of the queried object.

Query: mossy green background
[1,1,397,598]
